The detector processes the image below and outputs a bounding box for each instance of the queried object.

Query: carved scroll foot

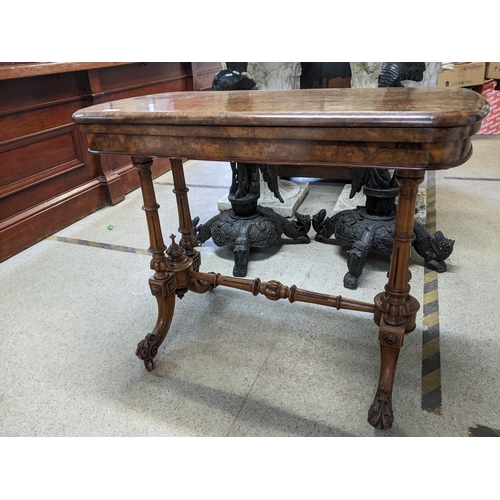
[135,295,175,370]
[368,392,394,430]
[135,278,176,371]
[136,333,159,371]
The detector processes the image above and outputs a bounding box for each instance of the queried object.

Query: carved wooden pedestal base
[193,206,311,277]
[312,207,454,290]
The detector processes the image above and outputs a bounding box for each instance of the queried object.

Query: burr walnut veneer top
[73,88,489,170]
[73,88,488,128]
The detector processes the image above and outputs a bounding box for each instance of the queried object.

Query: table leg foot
[136,333,158,371]
[368,320,404,430]
[368,391,394,430]
[135,279,176,371]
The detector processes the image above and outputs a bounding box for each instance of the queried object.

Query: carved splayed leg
[135,273,177,371]
[367,323,404,429]
[344,246,364,290]
[136,272,177,370]
[344,225,381,289]
[133,156,182,371]
[135,234,198,370]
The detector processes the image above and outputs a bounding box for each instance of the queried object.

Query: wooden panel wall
[0,62,222,261]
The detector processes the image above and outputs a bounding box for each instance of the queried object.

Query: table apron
[83,130,474,170]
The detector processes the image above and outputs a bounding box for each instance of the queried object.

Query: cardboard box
[474,80,500,135]
[437,62,486,88]
[486,62,500,80]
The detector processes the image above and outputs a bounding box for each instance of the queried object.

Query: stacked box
[486,63,500,80]
[437,62,486,88]
[474,80,500,135]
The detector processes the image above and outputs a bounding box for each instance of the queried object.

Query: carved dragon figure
[313,208,454,289]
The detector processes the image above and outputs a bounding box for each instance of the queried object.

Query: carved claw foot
[135,333,159,371]
[426,259,447,273]
[368,392,394,430]
[343,272,359,290]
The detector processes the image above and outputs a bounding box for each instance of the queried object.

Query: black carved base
[194,206,311,277]
[313,208,454,289]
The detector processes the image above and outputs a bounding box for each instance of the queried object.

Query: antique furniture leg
[368,169,424,430]
[344,225,379,289]
[134,157,215,370]
[168,158,216,295]
[132,157,176,371]
[169,158,198,259]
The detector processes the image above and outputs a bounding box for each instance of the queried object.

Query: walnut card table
[73,88,488,430]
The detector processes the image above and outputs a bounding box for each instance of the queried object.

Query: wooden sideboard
[0,62,222,261]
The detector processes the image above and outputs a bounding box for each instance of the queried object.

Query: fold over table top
[73,88,489,170]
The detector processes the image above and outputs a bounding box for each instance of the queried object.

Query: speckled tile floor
[1,136,499,439]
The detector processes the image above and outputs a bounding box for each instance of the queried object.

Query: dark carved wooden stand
[193,66,310,277]
[312,191,455,290]
[193,160,311,277]
[313,63,455,290]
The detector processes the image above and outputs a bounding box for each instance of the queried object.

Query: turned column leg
[170,158,198,258]
[169,158,216,294]
[132,156,176,371]
[368,169,424,430]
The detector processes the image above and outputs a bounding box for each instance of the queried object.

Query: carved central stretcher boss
[72,87,488,431]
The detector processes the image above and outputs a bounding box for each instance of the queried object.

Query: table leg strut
[368,169,424,429]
